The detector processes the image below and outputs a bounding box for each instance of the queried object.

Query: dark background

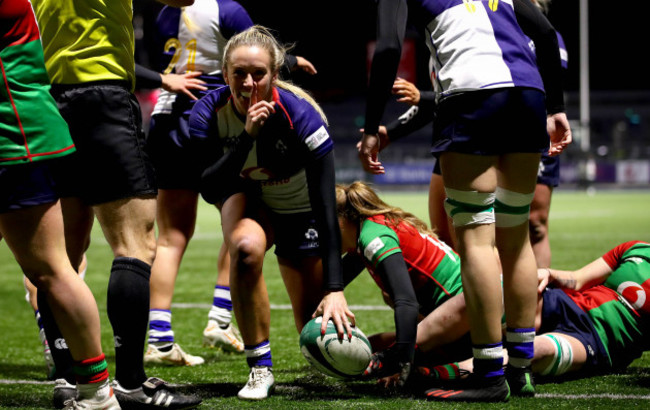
[134,0,650,99]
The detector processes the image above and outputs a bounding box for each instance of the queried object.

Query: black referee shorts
[50,81,157,205]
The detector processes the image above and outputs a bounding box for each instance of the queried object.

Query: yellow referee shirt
[32,0,135,90]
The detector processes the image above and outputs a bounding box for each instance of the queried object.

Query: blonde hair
[336,181,437,238]
[223,25,328,124]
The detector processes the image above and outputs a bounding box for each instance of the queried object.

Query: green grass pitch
[1,189,649,409]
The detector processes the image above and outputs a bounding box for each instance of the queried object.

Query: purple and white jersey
[189,86,333,214]
[413,0,544,101]
[152,0,253,115]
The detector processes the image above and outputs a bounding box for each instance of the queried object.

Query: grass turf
[1,189,649,409]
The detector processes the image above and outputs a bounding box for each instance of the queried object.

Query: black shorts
[539,288,610,374]
[269,211,321,259]
[0,161,59,213]
[147,111,202,191]
[537,151,561,187]
[50,81,157,205]
[431,88,549,156]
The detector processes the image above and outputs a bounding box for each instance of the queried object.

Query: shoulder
[274,87,327,130]
[217,0,254,29]
[190,86,231,126]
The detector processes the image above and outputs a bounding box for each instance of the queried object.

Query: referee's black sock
[107,257,151,390]
[36,288,75,384]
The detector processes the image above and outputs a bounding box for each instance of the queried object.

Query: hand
[356,132,384,174]
[294,56,317,75]
[547,112,572,156]
[377,362,412,388]
[392,77,420,106]
[537,268,551,294]
[312,291,355,340]
[160,71,207,100]
[245,82,276,137]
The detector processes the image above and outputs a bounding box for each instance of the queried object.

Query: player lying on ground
[363,240,650,393]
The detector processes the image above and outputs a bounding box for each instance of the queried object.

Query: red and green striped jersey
[565,241,650,369]
[357,215,462,314]
[0,0,75,165]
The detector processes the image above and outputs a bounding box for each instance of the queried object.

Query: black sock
[107,257,151,389]
[36,289,75,384]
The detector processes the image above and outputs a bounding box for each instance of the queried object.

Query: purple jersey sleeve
[218,0,254,40]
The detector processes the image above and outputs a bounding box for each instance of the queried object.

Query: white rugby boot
[237,366,275,400]
[143,343,204,366]
[202,320,244,353]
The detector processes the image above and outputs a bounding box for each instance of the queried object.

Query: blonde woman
[188,26,350,400]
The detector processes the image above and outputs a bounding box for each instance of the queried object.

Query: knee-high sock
[37,289,75,384]
[107,257,151,389]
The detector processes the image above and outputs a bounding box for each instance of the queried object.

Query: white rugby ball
[299,316,372,379]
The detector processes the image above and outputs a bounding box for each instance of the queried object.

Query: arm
[513,0,572,155]
[537,258,614,293]
[358,0,408,174]
[307,151,355,338]
[375,253,419,367]
[342,252,367,288]
[135,64,207,98]
[157,0,194,6]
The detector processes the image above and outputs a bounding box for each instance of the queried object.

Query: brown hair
[336,181,436,237]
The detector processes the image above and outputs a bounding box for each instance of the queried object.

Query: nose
[243,73,254,88]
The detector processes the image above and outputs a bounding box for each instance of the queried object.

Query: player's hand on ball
[313,291,355,340]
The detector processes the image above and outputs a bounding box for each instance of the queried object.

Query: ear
[223,68,230,85]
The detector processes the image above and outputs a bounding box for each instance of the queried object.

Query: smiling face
[224,45,277,115]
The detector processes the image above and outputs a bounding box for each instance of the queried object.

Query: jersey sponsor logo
[241,167,275,180]
[364,237,385,261]
[304,126,329,151]
[617,281,647,311]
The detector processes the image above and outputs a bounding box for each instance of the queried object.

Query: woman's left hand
[313,291,355,340]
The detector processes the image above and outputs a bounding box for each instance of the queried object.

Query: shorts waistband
[50,80,131,93]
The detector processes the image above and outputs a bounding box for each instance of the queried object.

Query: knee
[528,210,549,244]
[230,237,266,274]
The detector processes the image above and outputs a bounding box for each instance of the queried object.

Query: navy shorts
[268,211,321,259]
[50,82,157,205]
[539,288,610,373]
[537,151,561,187]
[431,88,549,155]
[147,112,202,191]
[0,161,60,213]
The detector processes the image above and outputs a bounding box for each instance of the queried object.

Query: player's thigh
[497,152,541,194]
[277,255,324,330]
[156,189,199,240]
[93,196,157,260]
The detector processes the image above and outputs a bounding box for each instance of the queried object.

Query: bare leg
[0,202,102,361]
[529,183,553,268]
[149,189,199,309]
[278,256,324,333]
[428,173,456,248]
[221,194,270,346]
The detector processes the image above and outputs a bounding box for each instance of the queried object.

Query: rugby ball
[299,316,372,379]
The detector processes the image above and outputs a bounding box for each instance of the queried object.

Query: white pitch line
[172,303,391,311]
[1,379,649,401]
[537,393,650,400]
